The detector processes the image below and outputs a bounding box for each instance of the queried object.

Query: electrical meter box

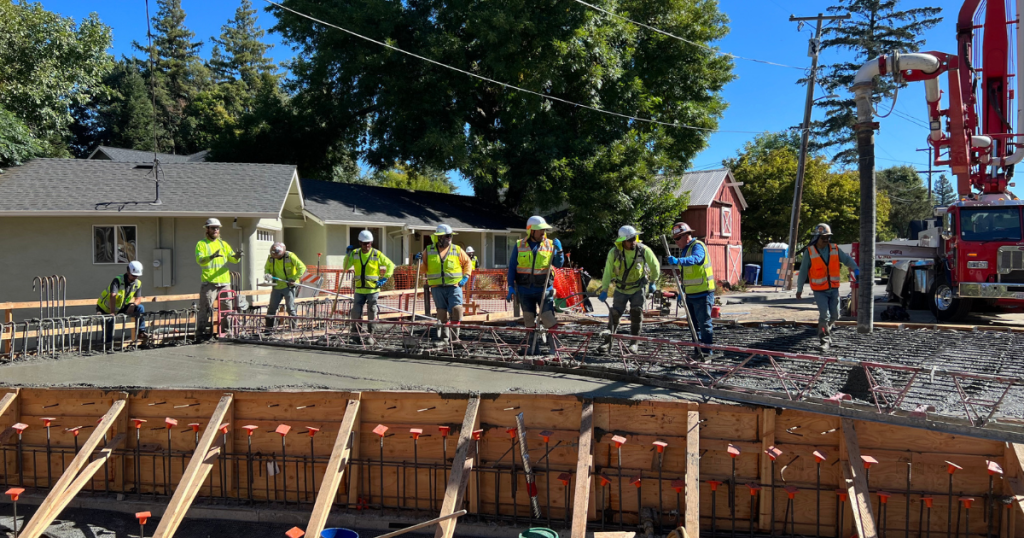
[152,249,173,287]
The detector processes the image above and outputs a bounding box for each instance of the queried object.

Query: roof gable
[672,168,748,210]
[87,146,209,163]
[301,179,525,231]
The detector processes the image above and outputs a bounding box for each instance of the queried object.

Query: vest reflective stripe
[196,239,233,284]
[425,245,463,286]
[469,256,479,270]
[515,238,554,287]
[611,243,650,290]
[348,249,382,290]
[266,252,305,290]
[681,240,715,294]
[808,244,841,291]
[97,274,140,313]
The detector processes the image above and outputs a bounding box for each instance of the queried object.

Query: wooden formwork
[1,386,1022,538]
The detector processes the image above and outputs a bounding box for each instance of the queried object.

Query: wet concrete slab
[0,341,688,400]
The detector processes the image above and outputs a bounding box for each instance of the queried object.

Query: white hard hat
[270,242,286,256]
[466,246,475,253]
[204,218,222,228]
[813,223,833,236]
[526,215,552,231]
[616,225,639,243]
[433,224,456,235]
[128,261,144,277]
[358,230,374,243]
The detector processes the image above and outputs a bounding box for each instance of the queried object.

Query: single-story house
[87,146,209,163]
[0,158,303,306]
[293,180,526,268]
[670,168,748,284]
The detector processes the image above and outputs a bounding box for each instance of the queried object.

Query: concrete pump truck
[854,0,1024,322]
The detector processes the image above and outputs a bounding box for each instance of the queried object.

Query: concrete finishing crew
[506,216,564,354]
[96,261,148,346]
[195,218,242,339]
[343,229,395,337]
[263,242,306,329]
[596,225,660,354]
[666,222,716,358]
[416,224,473,341]
[795,222,859,351]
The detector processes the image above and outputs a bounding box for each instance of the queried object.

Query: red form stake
[612,435,627,527]
[163,418,177,495]
[671,478,685,528]
[813,450,828,538]
[410,428,422,513]
[922,496,934,538]
[243,425,259,501]
[748,483,762,536]
[654,441,669,533]
[541,430,555,526]
[306,427,320,501]
[836,490,849,538]
[945,461,962,538]
[285,527,305,538]
[373,424,388,513]
[41,418,55,487]
[276,424,292,506]
[559,472,573,525]
[12,424,27,486]
[708,480,722,536]
[439,425,452,488]
[987,460,1003,538]
[877,491,892,536]
[7,487,25,538]
[959,496,975,538]
[131,419,147,499]
[602,474,614,530]
[136,511,151,538]
[765,446,783,536]
[784,486,799,536]
[727,444,741,534]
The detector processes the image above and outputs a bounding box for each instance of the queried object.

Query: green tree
[270,0,732,271]
[726,132,892,252]
[0,0,114,156]
[877,165,931,238]
[209,0,277,87]
[813,0,942,163]
[369,164,457,193]
[134,0,211,154]
[934,173,956,205]
[0,107,42,168]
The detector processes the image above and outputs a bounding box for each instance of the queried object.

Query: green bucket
[519,528,559,538]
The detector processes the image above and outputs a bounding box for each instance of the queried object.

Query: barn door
[727,245,742,284]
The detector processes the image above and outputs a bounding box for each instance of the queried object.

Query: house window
[94,225,137,264]
[349,227,383,249]
[721,207,733,237]
[493,235,514,268]
[257,229,274,242]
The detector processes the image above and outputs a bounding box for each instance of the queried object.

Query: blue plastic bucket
[321,529,359,538]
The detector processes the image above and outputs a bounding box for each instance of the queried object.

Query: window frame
[492,234,517,269]
[721,207,733,237]
[93,224,138,265]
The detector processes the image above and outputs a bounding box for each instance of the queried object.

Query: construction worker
[415,224,473,341]
[596,225,660,354]
[195,218,242,339]
[96,261,147,347]
[263,242,306,329]
[466,246,479,270]
[666,222,715,357]
[795,223,859,351]
[343,230,395,336]
[505,216,564,354]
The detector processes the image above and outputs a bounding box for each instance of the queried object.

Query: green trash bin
[520,528,559,538]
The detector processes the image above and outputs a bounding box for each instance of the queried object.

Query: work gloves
[211,251,223,260]
[598,290,608,302]
[413,252,422,261]
[853,269,861,278]
[237,249,243,257]
[552,238,562,251]
[677,296,685,307]
[347,245,355,254]
[287,280,297,288]
[648,283,657,294]
[378,278,388,288]
[667,255,679,266]
[506,288,515,302]
[458,276,469,287]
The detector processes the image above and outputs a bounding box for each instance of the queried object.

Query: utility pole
[783,12,851,290]
[916,146,936,202]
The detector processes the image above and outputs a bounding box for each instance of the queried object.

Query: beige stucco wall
[285,219,326,269]
[0,215,266,318]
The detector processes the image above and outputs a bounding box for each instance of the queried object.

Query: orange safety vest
[808,244,841,292]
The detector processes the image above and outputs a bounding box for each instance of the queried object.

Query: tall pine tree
[934,174,957,205]
[812,0,942,163]
[133,0,210,154]
[209,0,276,87]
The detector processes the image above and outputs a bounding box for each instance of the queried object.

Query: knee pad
[539,310,557,329]
[437,311,449,324]
[629,307,644,319]
[451,305,464,322]
[523,312,537,329]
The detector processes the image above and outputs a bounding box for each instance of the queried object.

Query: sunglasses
[440,234,453,239]
[360,241,372,246]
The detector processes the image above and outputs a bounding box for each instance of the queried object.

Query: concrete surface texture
[0,342,688,401]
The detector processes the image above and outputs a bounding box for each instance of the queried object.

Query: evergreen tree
[934,174,957,205]
[209,0,276,87]
[812,0,942,163]
[133,0,210,153]
[70,60,164,156]
[877,165,932,238]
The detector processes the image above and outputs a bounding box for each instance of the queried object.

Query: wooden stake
[840,419,879,538]
[571,400,594,538]
[305,397,362,538]
[152,394,234,538]
[377,510,467,538]
[434,396,480,538]
[684,407,700,538]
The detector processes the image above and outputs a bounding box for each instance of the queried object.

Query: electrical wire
[568,0,807,70]
[264,0,808,135]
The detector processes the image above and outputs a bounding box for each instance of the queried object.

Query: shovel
[660,235,703,359]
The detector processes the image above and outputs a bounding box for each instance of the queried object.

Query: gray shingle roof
[88,146,209,163]
[0,159,296,215]
[672,168,748,209]
[301,179,525,231]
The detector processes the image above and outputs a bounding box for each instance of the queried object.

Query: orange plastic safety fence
[552,268,585,311]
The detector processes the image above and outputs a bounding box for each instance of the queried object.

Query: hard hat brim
[529,223,553,231]
[433,231,458,235]
[616,235,638,243]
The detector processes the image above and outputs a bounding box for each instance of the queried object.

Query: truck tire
[930,274,972,322]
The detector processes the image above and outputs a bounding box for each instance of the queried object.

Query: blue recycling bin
[762,243,790,287]
[321,529,359,538]
[743,264,761,285]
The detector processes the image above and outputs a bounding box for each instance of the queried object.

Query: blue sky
[43,0,958,194]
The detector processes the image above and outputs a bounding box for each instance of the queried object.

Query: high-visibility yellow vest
[195,238,237,284]
[425,244,464,286]
[681,240,715,294]
[610,242,651,291]
[515,238,554,288]
[469,255,479,271]
[348,248,385,293]
[265,252,307,290]
[808,244,841,291]
[97,274,141,314]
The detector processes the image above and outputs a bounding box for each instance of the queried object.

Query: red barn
[670,168,747,284]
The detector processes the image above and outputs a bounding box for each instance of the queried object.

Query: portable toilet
[762,243,789,287]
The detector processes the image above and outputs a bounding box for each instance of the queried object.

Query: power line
[264,0,806,135]
[569,0,807,70]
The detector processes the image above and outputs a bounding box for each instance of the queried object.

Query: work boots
[627,308,643,354]
[596,310,622,354]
